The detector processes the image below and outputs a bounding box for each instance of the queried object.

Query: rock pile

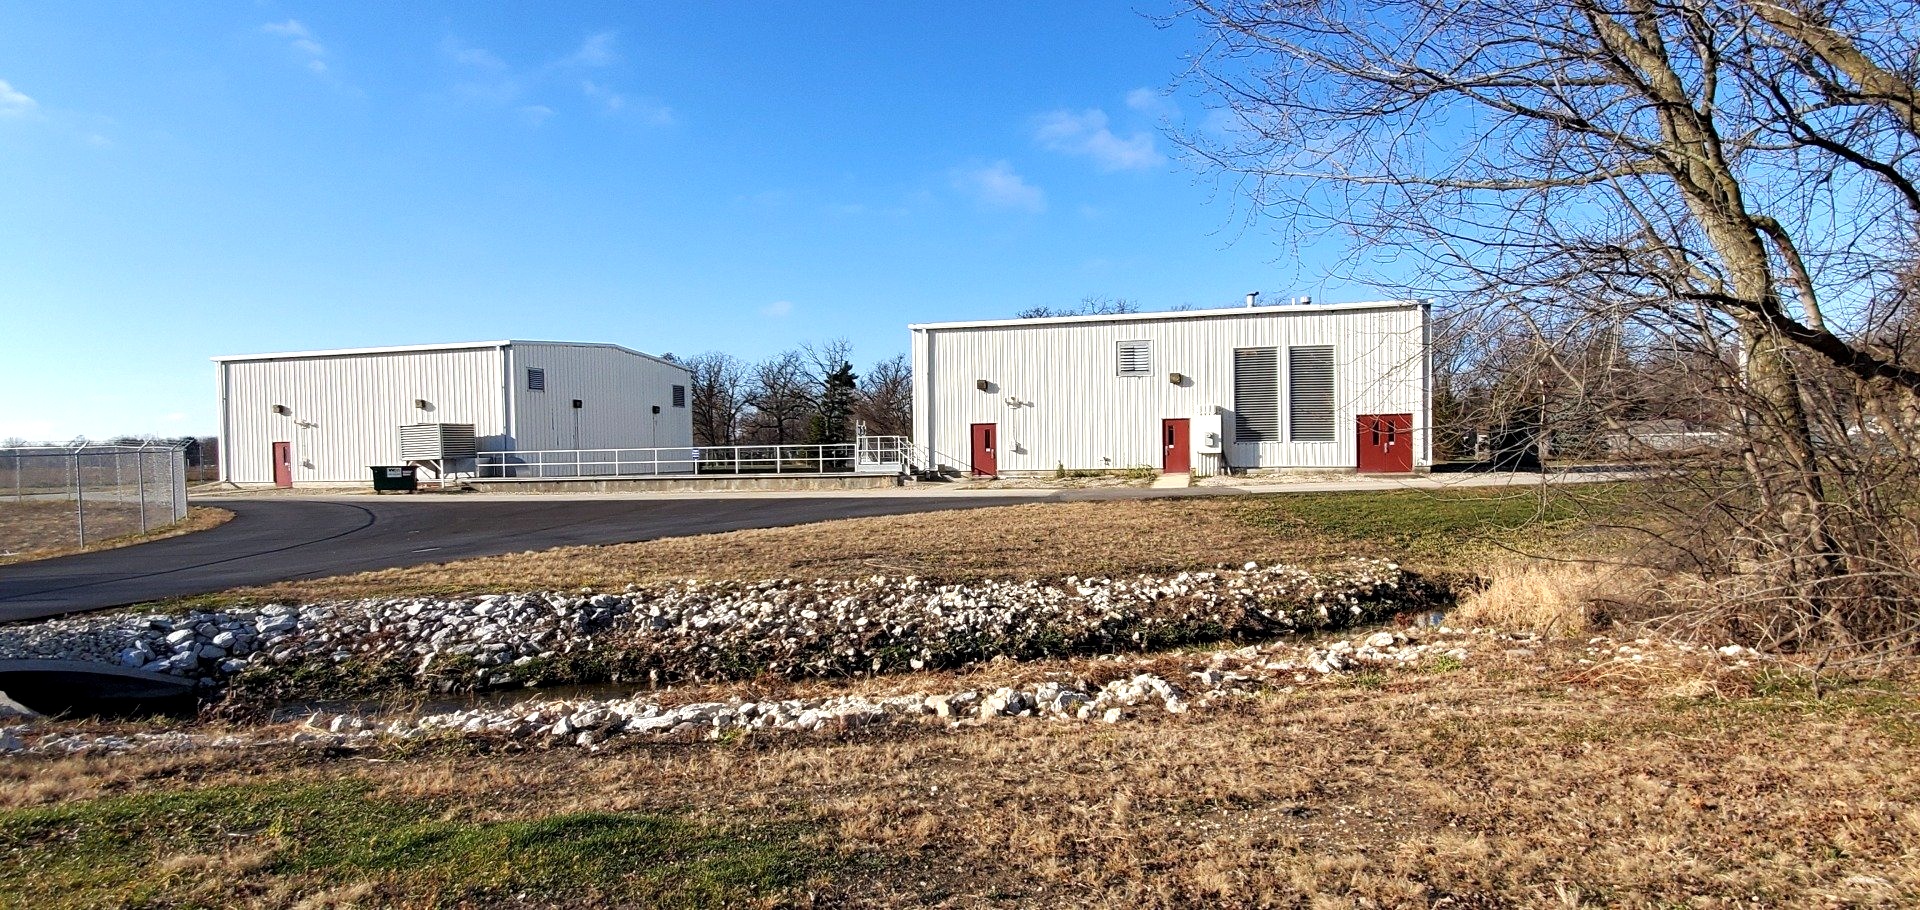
[3,624,1482,757]
[0,560,1419,698]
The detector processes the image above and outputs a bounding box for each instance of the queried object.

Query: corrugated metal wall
[505,344,693,452]
[219,347,508,483]
[911,304,1429,474]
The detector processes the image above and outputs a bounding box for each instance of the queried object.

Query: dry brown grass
[225,498,1349,603]
[0,505,233,566]
[1449,559,1660,637]
[12,642,1919,907]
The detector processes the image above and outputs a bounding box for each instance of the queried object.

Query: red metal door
[1356,413,1414,473]
[271,442,293,488]
[969,423,998,477]
[1162,418,1191,474]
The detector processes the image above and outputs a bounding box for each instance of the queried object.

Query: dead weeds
[0,505,232,566]
[9,642,1919,908]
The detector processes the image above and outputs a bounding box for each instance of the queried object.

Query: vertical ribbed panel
[506,344,692,452]
[912,304,1428,474]
[219,347,507,483]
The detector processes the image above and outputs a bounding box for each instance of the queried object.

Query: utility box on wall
[1194,408,1225,455]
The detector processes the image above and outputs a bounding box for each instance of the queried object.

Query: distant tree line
[677,340,910,447]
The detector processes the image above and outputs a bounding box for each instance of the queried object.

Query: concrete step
[1149,473,1192,489]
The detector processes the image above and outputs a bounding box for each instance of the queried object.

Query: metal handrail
[473,437,912,479]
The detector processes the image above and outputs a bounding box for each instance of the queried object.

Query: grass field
[3,640,1914,908]
[0,503,232,565]
[217,484,1619,605]
[9,484,1917,907]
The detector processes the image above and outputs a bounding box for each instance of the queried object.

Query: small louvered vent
[526,367,545,391]
[1288,346,1337,442]
[672,384,687,408]
[1116,340,1152,376]
[1233,348,1279,441]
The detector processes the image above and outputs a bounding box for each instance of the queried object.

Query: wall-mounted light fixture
[572,399,584,409]
[271,404,291,416]
[414,399,430,410]
[651,405,661,415]
[975,379,991,392]
[1168,372,1185,385]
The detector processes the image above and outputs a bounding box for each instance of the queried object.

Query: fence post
[73,452,86,547]
[136,449,149,533]
[170,447,182,522]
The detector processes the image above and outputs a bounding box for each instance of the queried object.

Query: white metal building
[910,301,1431,476]
[214,340,693,485]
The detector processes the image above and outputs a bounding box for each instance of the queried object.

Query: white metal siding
[506,344,693,452]
[219,347,508,483]
[912,304,1428,474]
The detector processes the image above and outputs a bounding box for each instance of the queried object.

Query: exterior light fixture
[414,399,430,410]
[975,379,991,392]
[271,404,291,416]
[1168,372,1185,385]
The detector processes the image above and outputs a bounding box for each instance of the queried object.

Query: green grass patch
[0,781,827,909]
[1234,484,1626,563]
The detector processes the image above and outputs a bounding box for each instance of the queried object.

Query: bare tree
[855,353,912,437]
[1017,295,1141,319]
[1179,0,1920,652]
[745,350,815,445]
[684,351,749,447]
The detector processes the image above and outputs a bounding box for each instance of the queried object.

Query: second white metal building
[910,301,1431,476]
[215,340,692,485]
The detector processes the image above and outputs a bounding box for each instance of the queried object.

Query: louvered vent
[399,423,478,459]
[526,367,545,391]
[1116,340,1152,376]
[1233,348,1279,441]
[672,384,687,408]
[1288,346,1337,442]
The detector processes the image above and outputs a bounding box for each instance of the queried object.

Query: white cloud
[565,32,619,68]
[762,300,794,317]
[1125,87,1178,119]
[519,104,555,125]
[262,20,329,75]
[952,161,1046,213]
[0,79,37,116]
[441,37,506,71]
[260,20,310,38]
[1033,108,1160,171]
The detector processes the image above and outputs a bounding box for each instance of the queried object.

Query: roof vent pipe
[1300,295,1311,305]
[1245,291,1260,307]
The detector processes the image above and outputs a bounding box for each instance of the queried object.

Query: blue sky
[0,3,1386,441]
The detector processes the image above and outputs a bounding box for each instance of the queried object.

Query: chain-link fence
[0,443,188,555]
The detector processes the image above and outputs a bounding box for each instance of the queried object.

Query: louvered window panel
[1288,346,1337,442]
[526,367,546,391]
[672,384,687,408]
[1116,340,1152,376]
[1233,348,1279,441]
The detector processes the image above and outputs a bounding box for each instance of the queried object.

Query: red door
[969,423,998,477]
[271,442,293,488]
[1356,413,1414,473]
[1161,418,1191,474]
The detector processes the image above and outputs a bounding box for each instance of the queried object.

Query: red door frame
[1161,418,1191,474]
[1356,413,1414,473]
[271,441,294,488]
[969,423,998,477]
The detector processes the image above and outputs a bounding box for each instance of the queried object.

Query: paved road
[0,493,1036,623]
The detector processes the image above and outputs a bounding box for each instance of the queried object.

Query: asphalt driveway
[0,493,1033,623]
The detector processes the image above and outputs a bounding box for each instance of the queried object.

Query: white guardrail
[473,436,915,479]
